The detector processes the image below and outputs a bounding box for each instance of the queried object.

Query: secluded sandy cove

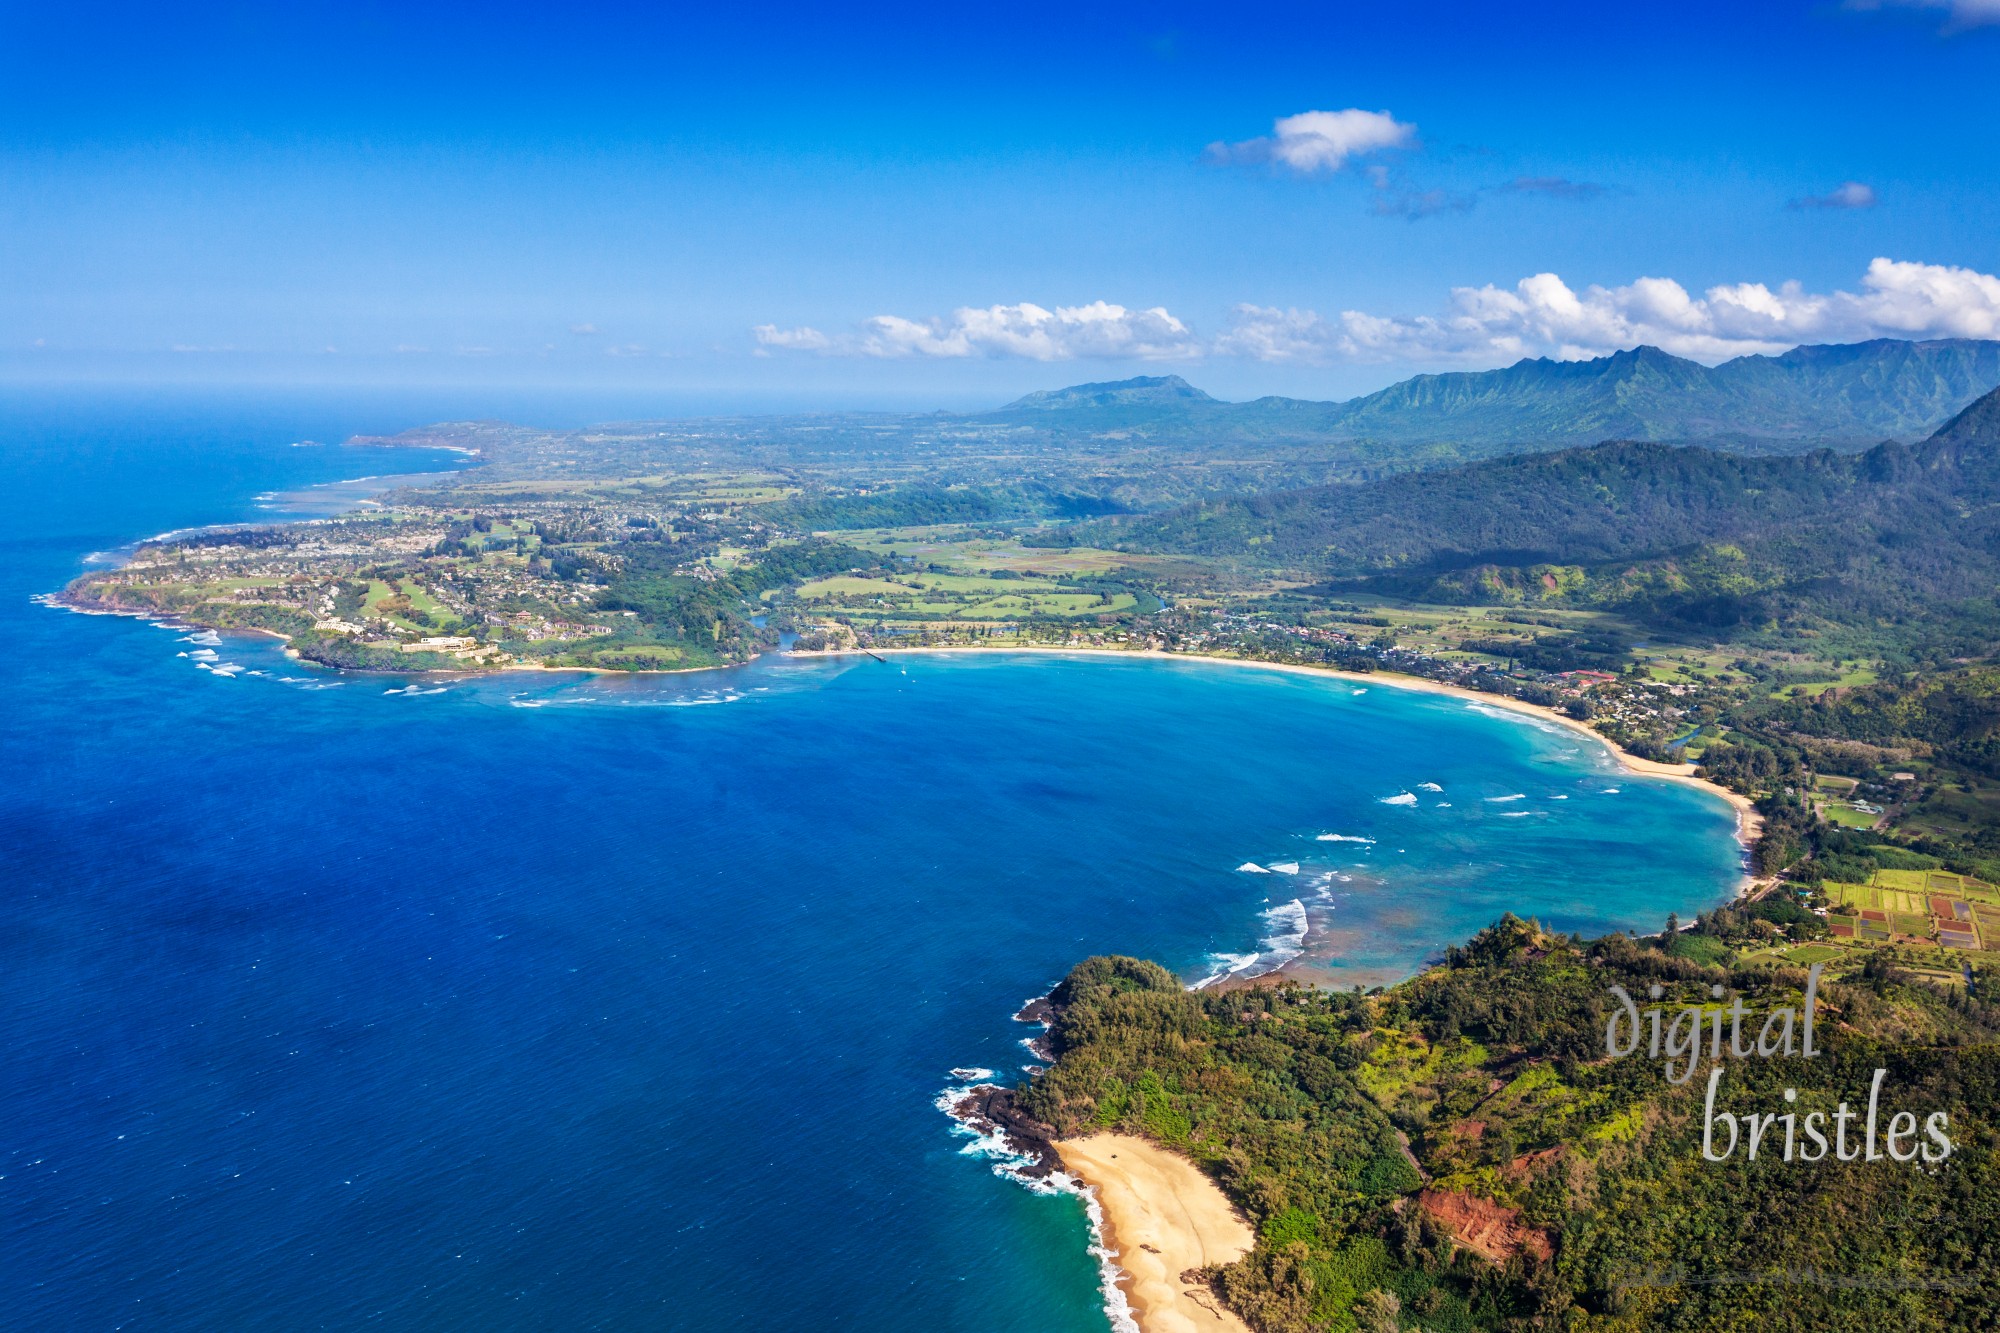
[1055,1134,1256,1333]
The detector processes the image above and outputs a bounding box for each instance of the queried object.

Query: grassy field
[791,570,1136,622]
[1821,803,1883,829]
[812,523,1207,580]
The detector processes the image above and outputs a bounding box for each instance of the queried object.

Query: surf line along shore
[1055,1133,1256,1333]
[792,644,1765,882]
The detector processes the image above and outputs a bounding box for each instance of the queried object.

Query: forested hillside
[1024,924,2000,1332]
[977,339,2000,450]
[1078,386,2000,652]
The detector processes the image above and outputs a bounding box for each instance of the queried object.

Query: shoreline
[46,599,1765,883]
[1052,1134,1254,1333]
[791,644,1765,880]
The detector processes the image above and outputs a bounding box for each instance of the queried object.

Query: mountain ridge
[1061,383,2000,647]
[973,337,2000,451]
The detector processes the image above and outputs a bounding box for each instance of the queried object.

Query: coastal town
[63,449,1995,997]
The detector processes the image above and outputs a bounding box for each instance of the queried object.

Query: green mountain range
[979,338,2000,451]
[1067,383,2000,653]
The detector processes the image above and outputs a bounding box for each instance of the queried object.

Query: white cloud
[1789,181,1878,210]
[753,324,833,352]
[1215,258,2000,366]
[756,302,1200,361]
[1207,108,1415,174]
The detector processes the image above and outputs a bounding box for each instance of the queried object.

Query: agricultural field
[1821,868,2000,951]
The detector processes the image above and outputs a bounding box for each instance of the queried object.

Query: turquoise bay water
[0,391,1742,1330]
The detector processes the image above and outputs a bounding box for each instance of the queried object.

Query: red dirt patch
[1417,1189,1553,1263]
[1500,1146,1565,1184]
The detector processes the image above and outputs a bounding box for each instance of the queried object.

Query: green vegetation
[1024,918,2000,1331]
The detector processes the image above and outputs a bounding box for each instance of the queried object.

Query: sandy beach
[1055,1134,1254,1333]
[793,644,1765,876]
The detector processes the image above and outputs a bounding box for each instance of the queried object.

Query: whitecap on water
[1236,862,1270,873]
[1268,861,1300,875]
[181,630,222,647]
[1379,792,1418,806]
[935,1082,1140,1333]
[1194,898,1311,988]
[1417,782,1443,792]
[1316,833,1375,844]
[1486,793,1527,803]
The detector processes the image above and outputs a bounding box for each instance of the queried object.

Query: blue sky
[3,0,1997,407]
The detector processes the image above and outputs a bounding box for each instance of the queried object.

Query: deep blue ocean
[0,389,1743,1331]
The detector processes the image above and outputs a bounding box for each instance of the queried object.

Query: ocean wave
[1191,950,1259,988]
[189,648,219,662]
[1236,862,1269,873]
[1194,898,1310,987]
[181,630,222,647]
[1379,792,1418,806]
[1486,793,1527,802]
[935,1083,1140,1333]
[1500,811,1533,818]
[1268,861,1300,875]
[1601,787,1621,794]
[949,1067,995,1082]
[1417,782,1443,792]
[1316,833,1375,844]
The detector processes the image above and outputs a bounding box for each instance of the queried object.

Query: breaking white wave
[1601,787,1621,794]
[181,630,222,647]
[1236,862,1269,873]
[937,1081,1141,1333]
[1379,792,1418,806]
[1486,793,1527,803]
[1194,898,1310,988]
[1191,951,1260,988]
[949,1067,995,1082]
[1316,833,1375,844]
[1500,811,1533,818]
[1352,688,1367,695]
[1417,782,1443,792]
[189,648,218,662]
[1268,861,1300,875]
